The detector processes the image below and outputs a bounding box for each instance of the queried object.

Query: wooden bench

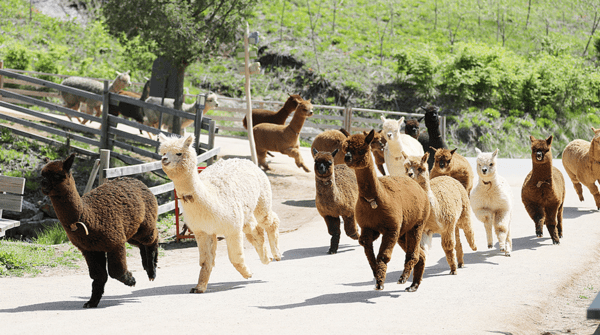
[0,175,25,238]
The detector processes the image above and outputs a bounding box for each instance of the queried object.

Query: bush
[4,43,31,70]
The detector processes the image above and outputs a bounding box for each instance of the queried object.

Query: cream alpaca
[380,116,424,176]
[159,134,281,293]
[471,148,513,256]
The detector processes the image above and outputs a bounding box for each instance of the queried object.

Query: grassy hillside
[2,0,600,157]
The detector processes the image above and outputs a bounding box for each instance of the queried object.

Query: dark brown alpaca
[242,94,304,129]
[521,135,566,244]
[41,154,159,308]
[342,129,430,291]
[430,148,474,195]
[313,148,360,254]
[404,118,420,140]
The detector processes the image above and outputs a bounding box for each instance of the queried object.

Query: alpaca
[158,134,281,293]
[380,116,424,176]
[418,105,448,171]
[470,148,513,256]
[367,129,387,176]
[60,71,132,125]
[562,127,600,209]
[404,118,421,140]
[521,135,565,244]
[143,92,219,135]
[108,80,150,124]
[40,154,158,308]
[430,148,474,195]
[253,99,313,172]
[242,94,304,129]
[404,152,477,273]
[342,129,430,291]
[311,128,350,166]
[313,148,360,254]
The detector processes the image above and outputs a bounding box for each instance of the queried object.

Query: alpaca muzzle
[386,132,393,140]
[161,157,170,166]
[344,152,353,163]
[536,151,543,161]
[481,167,488,175]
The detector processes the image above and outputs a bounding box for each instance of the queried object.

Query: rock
[38,197,57,218]
[5,218,61,240]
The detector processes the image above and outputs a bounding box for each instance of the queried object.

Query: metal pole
[99,149,110,186]
[100,80,110,150]
[244,22,258,165]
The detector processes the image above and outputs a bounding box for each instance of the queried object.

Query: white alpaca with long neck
[159,133,281,293]
[381,116,424,176]
[471,148,513,256]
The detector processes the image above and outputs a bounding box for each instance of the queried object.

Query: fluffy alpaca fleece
[418,105,448,171]
[367,130,387,176]
[143,92,219,135]
[430,148,474,195]
[404,153,477,274]
[342,129,430,291]
[470,148,513,256]
[41,154,158,308]
[562,127,600,209]
[60,71,131,124]
[311,129,350,166]
[380,116,424,176]
[404,118,421,140]
[253,99,314,172]
[159,134,281,293]
[313,148,360,254]
[242,94,304,129]
[521,135,565,244]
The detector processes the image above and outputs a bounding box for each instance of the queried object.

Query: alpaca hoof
[405,285,419,292]
[487,244,493,249]
[273,254,282,261]
[553,239,560,245]
[83,301,99,308]
[505,251,511,257]
[190,287,206,293]
[398,277,407,284]
[458,263,464,268]
[327,249,337,254]
[375,283,384,290]
[536,233,543,238]
[117,272,136,287]
[449,270,457,275]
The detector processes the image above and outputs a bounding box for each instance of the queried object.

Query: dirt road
[2,135,600,334]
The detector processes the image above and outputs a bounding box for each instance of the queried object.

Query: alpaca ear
[546,135,553,146]
[380,116,386,123]
[339,128,350,137]
[398,117,405,125]
[183,134,195,148]
[312,147,318,156]
[365,129,375,145]
[332,148,339,158]
[422,152,429,164]
[594,127,600,136]
[429,146,437,152]
[450,148,458,155]
[418,116,424,122]
[475,148,482,155]
[63,153,76,172]
[158,133,169,142]
[493,148,499,158]
[529,135,536,143]
[400,151,407,160]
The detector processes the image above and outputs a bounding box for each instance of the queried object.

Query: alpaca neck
[49,179,84,225]
[417,174,438,211]
[590,138,600,162]
[109,80,127,93]
[286,111,307,135]
[387,137,404,152]
[353,154,380,200]
[531,160,553,182]
[316,173,341,202]
[278,99,298,115]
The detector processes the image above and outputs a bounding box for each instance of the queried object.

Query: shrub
[4,43,31,70]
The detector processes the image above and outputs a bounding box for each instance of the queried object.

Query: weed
[34,223,70,245]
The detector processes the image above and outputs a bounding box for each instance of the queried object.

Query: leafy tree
[102,0,257,132]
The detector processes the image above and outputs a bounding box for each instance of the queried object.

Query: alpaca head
[404,152,430,188]
[380,116,405,141]
[404,119,420,139]
[419,105,441,128]
[364,130,386,154]
[529,135,553,165]
[475,148,499,181]
[343,129,374,169]
[284,94,304,110]
[204,92,219,112]
[295,99,314,118]
[432,147,458,172]
[41,153,77,197]
[590,127,600,158]
[158,133,198,179]
[313,148,338,179]
[113,70,132,91]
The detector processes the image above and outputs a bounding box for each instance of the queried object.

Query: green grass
[0,240,81,277]
[33,223,70,245]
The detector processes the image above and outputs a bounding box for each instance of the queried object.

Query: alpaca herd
[40,97,599,307]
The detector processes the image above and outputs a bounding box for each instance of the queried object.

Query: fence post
[441,116,447,143]
[100,80,110,150]
[208,120,216,165]
[344,107,353,132]
[194,93,206,155]
[99,149,110,186]
[0,60,4,94]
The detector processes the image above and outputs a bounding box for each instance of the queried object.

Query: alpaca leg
[282,147,310,172]
[358,228,380,287]
[243,219,271,264]
[262,211,281,261]
[107,246,136,287]
[557,202,564,239]
[407,248,427,292]
[138,242,158,280]
[564,169,584,202]
[324,216,342,254]
[256,150,270,171]
[458,206,477,252]
[475,208,494,249]
[494,210,512,256]
[225,231,253,279]
[374,230,399,290]
[82,251,108,308]
[544,206,561,245]
[342,214,360,241]
[398,225,423,288]
[441,227,458,274]
[584,182,600,210]
[192,231,217,293]
[524,202,545,237]
[453,225,464,271]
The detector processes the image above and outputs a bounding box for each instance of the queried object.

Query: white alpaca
[470,148,513,256]
[380,116,424,176]
[158,133,281,293]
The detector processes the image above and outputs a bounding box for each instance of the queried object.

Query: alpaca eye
[490,163,494,167]
[176,153,182,156]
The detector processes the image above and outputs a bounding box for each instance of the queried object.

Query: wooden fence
[0,64,218,166]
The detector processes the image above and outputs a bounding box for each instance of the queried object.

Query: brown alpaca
[430,148,474,195]
[253,99,313,172]
[404,152,477,274]
[404,118,421,140]
[242,94,304,129]
[368,129,387,176]
[41,154,159,308]
[562,127,600,209]
[342,129,430,291]
[521,135,566,244]
[313,148,360,254]
[311,129,350,166]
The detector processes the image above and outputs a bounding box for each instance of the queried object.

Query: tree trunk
[583,11,600,56]
[173,62,187,136]
[525,0,532,29]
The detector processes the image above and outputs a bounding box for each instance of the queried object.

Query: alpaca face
[369,130,386,154]
[158,133,197,177]
[475,148,499,179]
[342,131,373,169]
[381,116,404,141]
[404,119,420,138]
[433,148,457,172]
[114,71,132,89]
[205,93,219,109]
[296,100,314,118]
[422,105,440,128]
[404,153,429,181]
[41,154,75,197]
[529,135,553,164]
[591,127,600,158]
[313,149,336,178]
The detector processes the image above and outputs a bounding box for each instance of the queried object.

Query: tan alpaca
[471,148,513,256]
[562,127,600,209]
[404,152,477,274]
[430,148,474,195]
